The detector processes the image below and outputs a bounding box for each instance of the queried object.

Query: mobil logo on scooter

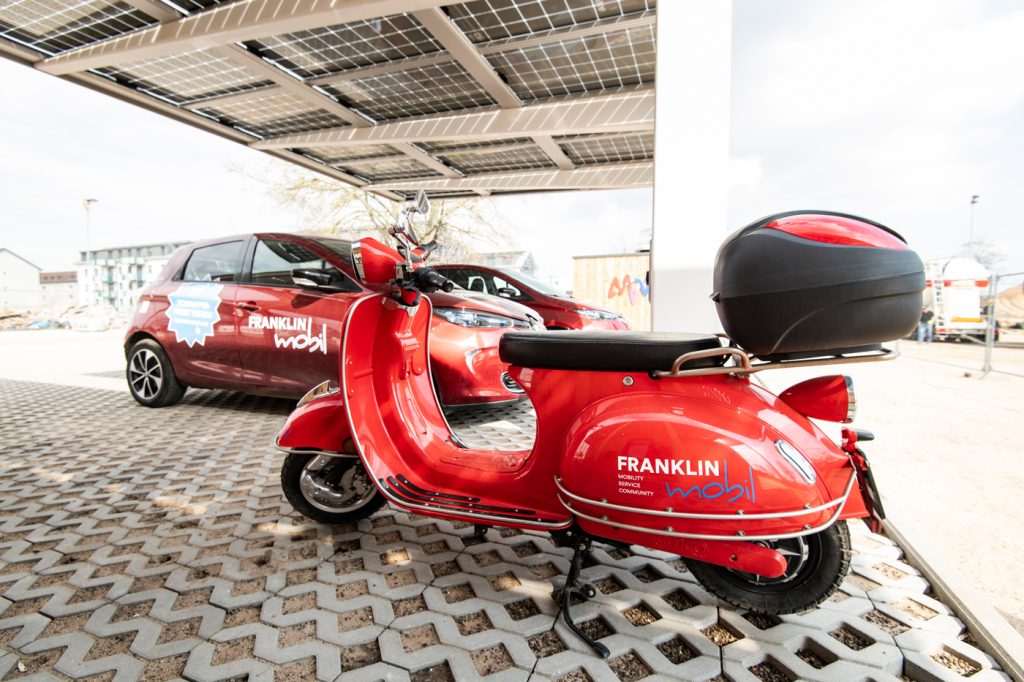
[615,455,756,503]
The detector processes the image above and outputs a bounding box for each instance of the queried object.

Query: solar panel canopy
[1,0,657,200]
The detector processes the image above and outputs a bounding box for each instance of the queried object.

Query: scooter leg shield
[276,392,355,455]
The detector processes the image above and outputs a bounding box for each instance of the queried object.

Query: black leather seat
[498,331,724,372]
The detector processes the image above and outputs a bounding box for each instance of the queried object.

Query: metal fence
[982,270,1024,378]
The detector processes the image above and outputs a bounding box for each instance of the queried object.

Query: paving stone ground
[0,379,1012,681]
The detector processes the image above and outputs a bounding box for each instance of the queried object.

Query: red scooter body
[278,208,917,638]
[292,290,867,579]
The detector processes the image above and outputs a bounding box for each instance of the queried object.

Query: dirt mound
[997,286,1024,325]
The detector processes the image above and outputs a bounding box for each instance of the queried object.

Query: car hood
[426,290,539,323]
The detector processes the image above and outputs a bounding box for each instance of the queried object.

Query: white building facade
[39,271,78,309]
[0,249,42,313]
[78,242,187,314]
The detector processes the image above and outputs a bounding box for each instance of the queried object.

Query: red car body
[124,233,540,406]
[433,264,629,331]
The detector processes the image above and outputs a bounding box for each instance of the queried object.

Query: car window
[441,268,472,290]
[182,241,244,282]
[491,275,527,300]
[250,239,358,291]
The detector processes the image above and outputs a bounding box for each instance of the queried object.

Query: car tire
[281,453,386,524]
[126,339,186,408]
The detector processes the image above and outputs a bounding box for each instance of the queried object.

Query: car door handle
[236,301,259,312]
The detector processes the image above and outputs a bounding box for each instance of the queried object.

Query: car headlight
[434,307,517,328]
[575,309,621,321]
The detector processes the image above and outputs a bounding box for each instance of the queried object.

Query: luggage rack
[652,345,898,378]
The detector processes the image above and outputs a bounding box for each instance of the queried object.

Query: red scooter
[277,193,924,656]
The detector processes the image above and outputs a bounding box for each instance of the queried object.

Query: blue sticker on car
[167,283,223,347]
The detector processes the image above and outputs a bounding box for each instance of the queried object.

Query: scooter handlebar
[413,267,454,293]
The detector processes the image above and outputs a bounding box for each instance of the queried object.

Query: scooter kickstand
[558,539,609,659]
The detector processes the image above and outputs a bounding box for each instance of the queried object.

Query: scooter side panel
[552,372,862,542]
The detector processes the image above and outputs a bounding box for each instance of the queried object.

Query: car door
[164,239,245,385]
[234,237,362,396]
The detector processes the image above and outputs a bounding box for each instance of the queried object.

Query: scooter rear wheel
[684,521,851,614]
[281,453,386,524]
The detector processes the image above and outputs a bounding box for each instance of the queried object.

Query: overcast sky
[1,0,1021,284]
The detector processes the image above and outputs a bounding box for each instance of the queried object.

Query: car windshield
[494,267,562,295]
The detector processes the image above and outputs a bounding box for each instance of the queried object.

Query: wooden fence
[573,253,651,330]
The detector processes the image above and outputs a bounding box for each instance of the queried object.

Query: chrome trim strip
[378,484,571,529]
[564,497,845,542]
[296,380,337,407]
[274,444,356,458]
[554,470,856,521]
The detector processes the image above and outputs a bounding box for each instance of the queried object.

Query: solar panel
[558,132,653,164]
[96,49,270,104]
[321,61,496,122]
[196,89,350,138]
[0,0,157,56]
[486,22,655,100]
[419,138,534,152]
[447,0,654,42]
[440,145,556,174]
[1,0,657,196]
[298,145,402,164]
[339,156,445,182]
[249,14,443,80]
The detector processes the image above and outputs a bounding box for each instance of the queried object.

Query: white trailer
[924,257,991,341]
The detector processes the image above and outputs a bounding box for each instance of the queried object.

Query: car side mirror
[291,268,334,288]
[496,287,517,298]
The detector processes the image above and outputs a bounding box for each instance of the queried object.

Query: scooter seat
[499,331,725,372]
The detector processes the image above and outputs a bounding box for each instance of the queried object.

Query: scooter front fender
[276,389,354,455]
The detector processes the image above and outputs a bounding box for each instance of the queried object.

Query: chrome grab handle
[652,346,899,379]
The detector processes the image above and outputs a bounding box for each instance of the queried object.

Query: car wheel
[126,339,186,407]
[281,453,386,524]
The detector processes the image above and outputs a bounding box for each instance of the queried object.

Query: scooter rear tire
[281,453,386,524]
[684,521,851,614]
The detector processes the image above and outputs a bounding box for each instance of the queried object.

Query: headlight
[575,309,621,321]
[434,307,516,328]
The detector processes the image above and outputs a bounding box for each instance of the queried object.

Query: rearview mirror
[496,287,517,298]
[415,189,430,216]
[291,268,334,288]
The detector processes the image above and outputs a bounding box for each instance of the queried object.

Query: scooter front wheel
[281,453,386,524]
[685,521,851,614]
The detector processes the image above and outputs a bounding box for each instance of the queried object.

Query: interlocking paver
[0,378,1013,680]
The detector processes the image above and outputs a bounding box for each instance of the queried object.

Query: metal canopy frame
[1,0,657,199]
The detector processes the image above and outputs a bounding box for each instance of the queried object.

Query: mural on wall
[607,275,650,306]
[574,254,652,330]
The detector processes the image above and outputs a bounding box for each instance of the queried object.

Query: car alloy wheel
[129,348,163,400]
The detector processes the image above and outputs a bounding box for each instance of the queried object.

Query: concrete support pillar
[650,0,732,332]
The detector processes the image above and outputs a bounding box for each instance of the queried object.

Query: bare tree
[270,169,512,261]
[957,239,1007,272]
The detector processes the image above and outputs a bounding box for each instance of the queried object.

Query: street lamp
[968,194,980,245]
[83,198,98,305]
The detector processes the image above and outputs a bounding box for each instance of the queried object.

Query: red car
[433,264,629,331]
[124,234,542,408]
